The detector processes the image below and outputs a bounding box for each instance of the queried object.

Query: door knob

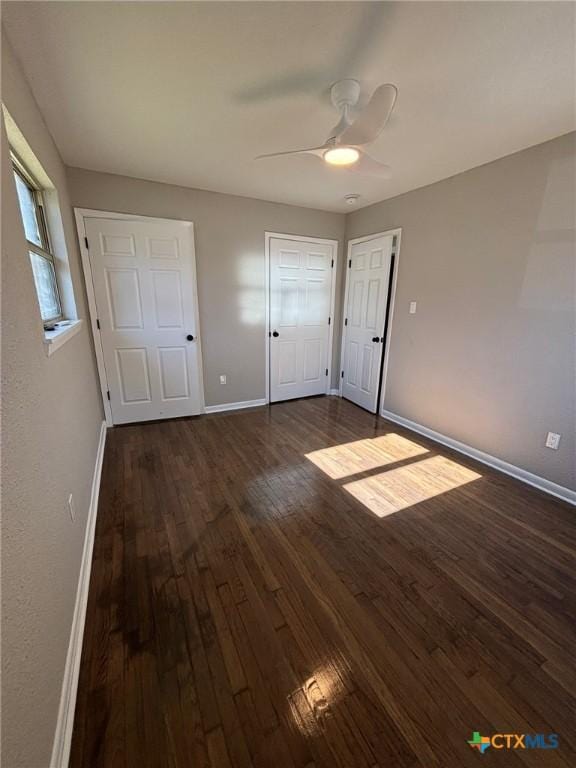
[272,331,279,338]
[372,336,379,342]
[186,334,194,341]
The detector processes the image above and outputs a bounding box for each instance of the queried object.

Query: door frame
[339,228,402,413]
[74,207,205,426]
[264,232,339,404]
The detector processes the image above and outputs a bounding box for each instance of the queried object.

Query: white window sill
[43,319,83,356]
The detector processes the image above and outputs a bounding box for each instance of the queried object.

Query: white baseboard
[205,393,343,413]
[204,398,267,414]
[381,410,575,506]
[50,420,107,768]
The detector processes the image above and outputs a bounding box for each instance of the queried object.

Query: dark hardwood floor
[71,397,576,768]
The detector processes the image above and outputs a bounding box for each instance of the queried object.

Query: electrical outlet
[545,432,561,450]
[409,301,417,314]
[219,374,227,385]
[68,493,76,521]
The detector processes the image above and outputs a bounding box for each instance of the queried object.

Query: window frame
[12,152,63,325]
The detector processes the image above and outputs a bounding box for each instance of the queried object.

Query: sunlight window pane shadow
[305,433,429,480]
[343,455,482,517]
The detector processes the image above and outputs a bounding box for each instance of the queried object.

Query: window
[12,154,62,324]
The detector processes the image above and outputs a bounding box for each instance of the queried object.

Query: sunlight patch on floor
[288,662,345,737]
[343,455,482,517]
[305,433,429,479]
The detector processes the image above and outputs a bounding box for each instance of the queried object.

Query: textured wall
[66,167,346,402]
[346,133,576,490]
[67,135,576,490]
[3,26,574,768]
[1,34,104,768]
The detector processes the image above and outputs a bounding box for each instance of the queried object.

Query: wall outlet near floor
[545,432,561,450]
[68,493,76,521]
[219,374,227,385]
[409,301,417,314]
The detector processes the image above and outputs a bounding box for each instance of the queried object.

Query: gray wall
[1,34,104,768]
[2,23,574,768]
[346,132,576,490]
[66,167,346,403]
[67,136,575,490]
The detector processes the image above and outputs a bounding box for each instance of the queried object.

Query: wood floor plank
[70,397,576,767]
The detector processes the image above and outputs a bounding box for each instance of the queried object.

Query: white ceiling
[3,2,575,213]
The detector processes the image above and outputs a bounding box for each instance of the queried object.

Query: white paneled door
[85,216,203,424]
[341,233,395,413]
[269,236,336,403]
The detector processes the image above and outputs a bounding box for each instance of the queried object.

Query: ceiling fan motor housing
[330,79,361,110]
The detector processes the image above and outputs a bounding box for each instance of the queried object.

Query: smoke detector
[345,194,360,206]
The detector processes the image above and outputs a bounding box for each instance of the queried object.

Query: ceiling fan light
[323,147,359,167]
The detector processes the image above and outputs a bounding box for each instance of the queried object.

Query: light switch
[409,301,417,314]
[545,432,561,450]
[219,375,227,385]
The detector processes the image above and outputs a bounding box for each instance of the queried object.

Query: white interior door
[269,237,335,403]
[341,234,394,413]
[85,216,203,424]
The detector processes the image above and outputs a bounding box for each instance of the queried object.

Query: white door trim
[74,207,205,425]
[264,232,338,404]
[339,228,402,412]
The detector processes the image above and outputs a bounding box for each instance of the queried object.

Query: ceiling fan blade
[235,5,391,104]
[236,71,326,104]
[255,145,327,160]
[339,84,397,146]
[346,151,392,178]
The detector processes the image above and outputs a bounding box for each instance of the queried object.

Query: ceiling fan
[256,79,397,177]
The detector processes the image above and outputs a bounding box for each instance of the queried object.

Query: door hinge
[341,371,344,379]
[106,390,110,401]
[328,316,331,325]
[325,368,328,376]
[96,318,100,330]
[348,259,352,268]
[344,318,348,326]
[392,235,397,247]
[331,259,334,268]
[84,236,89,249]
